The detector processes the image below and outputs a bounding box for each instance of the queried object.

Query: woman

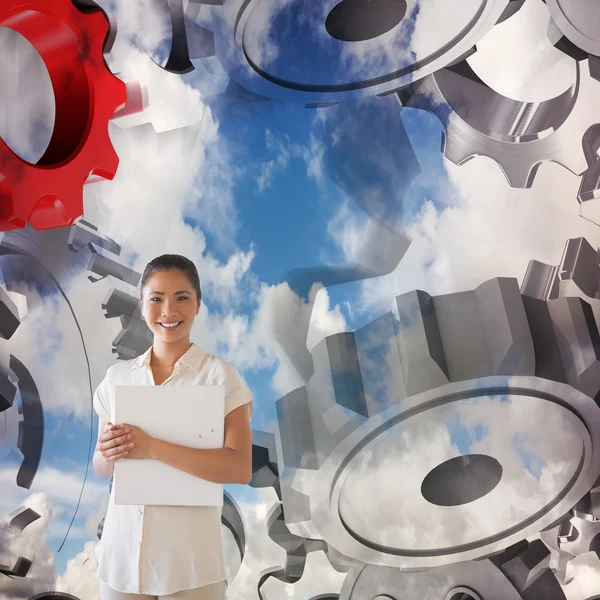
[92,254,252,600]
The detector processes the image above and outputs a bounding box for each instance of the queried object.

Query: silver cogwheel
[339,539,566,600]
[0,505,41,578]
[273,248,600,570]
[185,0,509,105]
[540,503,600,585]
[521,235,600,400]
[260,549,347,600]
[0,278,43,491]
[545,0,600,57]
[223,486,288,600]
[399,56,596,188]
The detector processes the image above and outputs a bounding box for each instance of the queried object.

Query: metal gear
[339,540,566,600]
[545,0,600,58]
[399,55,595,188]
[0,0,129,231]
[107,0,229,132]
[260,549,347,600]
[273,251,600,570]
[185,0,510,105]
[0,281,44,491]
[0,219,144,557]
[0,505,41,578]
[578,123,600,204]
[521,235,600,401]
[222,486,288,600]
[540,501,600,585]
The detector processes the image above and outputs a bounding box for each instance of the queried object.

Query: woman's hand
[120,423,155,460]
[97,423,134,462]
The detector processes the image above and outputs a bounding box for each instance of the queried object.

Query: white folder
[113,385,225,506]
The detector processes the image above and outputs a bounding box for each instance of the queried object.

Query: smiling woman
[91,254,253,600]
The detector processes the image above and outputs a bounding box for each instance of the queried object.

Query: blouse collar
[129,342,206,372]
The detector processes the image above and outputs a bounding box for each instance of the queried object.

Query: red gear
[0,0,127,231]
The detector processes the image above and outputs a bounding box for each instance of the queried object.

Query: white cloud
[0,493,56,600]
[253,280,347,397]
[561,553,600,600]
[55,541,100,600]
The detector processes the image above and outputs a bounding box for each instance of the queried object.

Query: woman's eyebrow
[149,290,192,295]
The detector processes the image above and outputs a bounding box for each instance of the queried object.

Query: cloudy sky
[1,0,600,598]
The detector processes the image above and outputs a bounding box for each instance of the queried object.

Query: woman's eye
[178,296,188,301]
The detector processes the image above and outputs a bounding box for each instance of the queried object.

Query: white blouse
[92,342,252,595]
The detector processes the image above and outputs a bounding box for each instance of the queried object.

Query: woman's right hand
[97,422,134,462]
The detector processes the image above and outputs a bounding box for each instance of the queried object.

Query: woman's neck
[150,338,192,369]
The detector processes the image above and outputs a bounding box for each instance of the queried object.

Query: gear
[0,0,130,231]
[108,0,227,132]
[0,505,41,578]
[260,549,347,600]
[578,123,600,204]
[0,282,44,491]
[399,55,596,188]
[338,540,565,600]
[273,253,600,570]
[0,219,142,555]
[540,503,600,585]
[222,486,287,600]
[521,236,600,400]
[185,0,509,104]
[545,0,600,58]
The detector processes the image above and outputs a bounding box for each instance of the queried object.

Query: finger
[104,438,134,454]
[98,434,132,452]
[107,450,129,462]
[100,428,131,443]
[110,442,135,457]
[98,431,132,448]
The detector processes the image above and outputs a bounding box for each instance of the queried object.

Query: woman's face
[141,269,200,344]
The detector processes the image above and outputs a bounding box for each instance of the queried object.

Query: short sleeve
[223,363,252,420]
[225,387,253,419]
[93,371,111,423]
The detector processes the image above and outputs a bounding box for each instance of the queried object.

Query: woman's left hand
[120,424,155,460]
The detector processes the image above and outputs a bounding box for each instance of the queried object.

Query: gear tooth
[394,289,450,395]
[474,278,536,376]
[521,260,560,300]
[260,550,346,600]
[250,430,280,494]
[497,539,551,593]
[277,387,318,470]
[10,356,43,490]
[547,296,600,398]
[355,311,407,414]
[304,333,368,461]
[590,55,600,83]
[68,219,121,255]
[224,487,287,600]
[88,251,141,287]
[278,470,317,538]
[0,368,16,414]
[559,238,600,299]
[0,286,21,341]
[521,295,570,382]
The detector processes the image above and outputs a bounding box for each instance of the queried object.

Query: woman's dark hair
[140,254,202,302]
